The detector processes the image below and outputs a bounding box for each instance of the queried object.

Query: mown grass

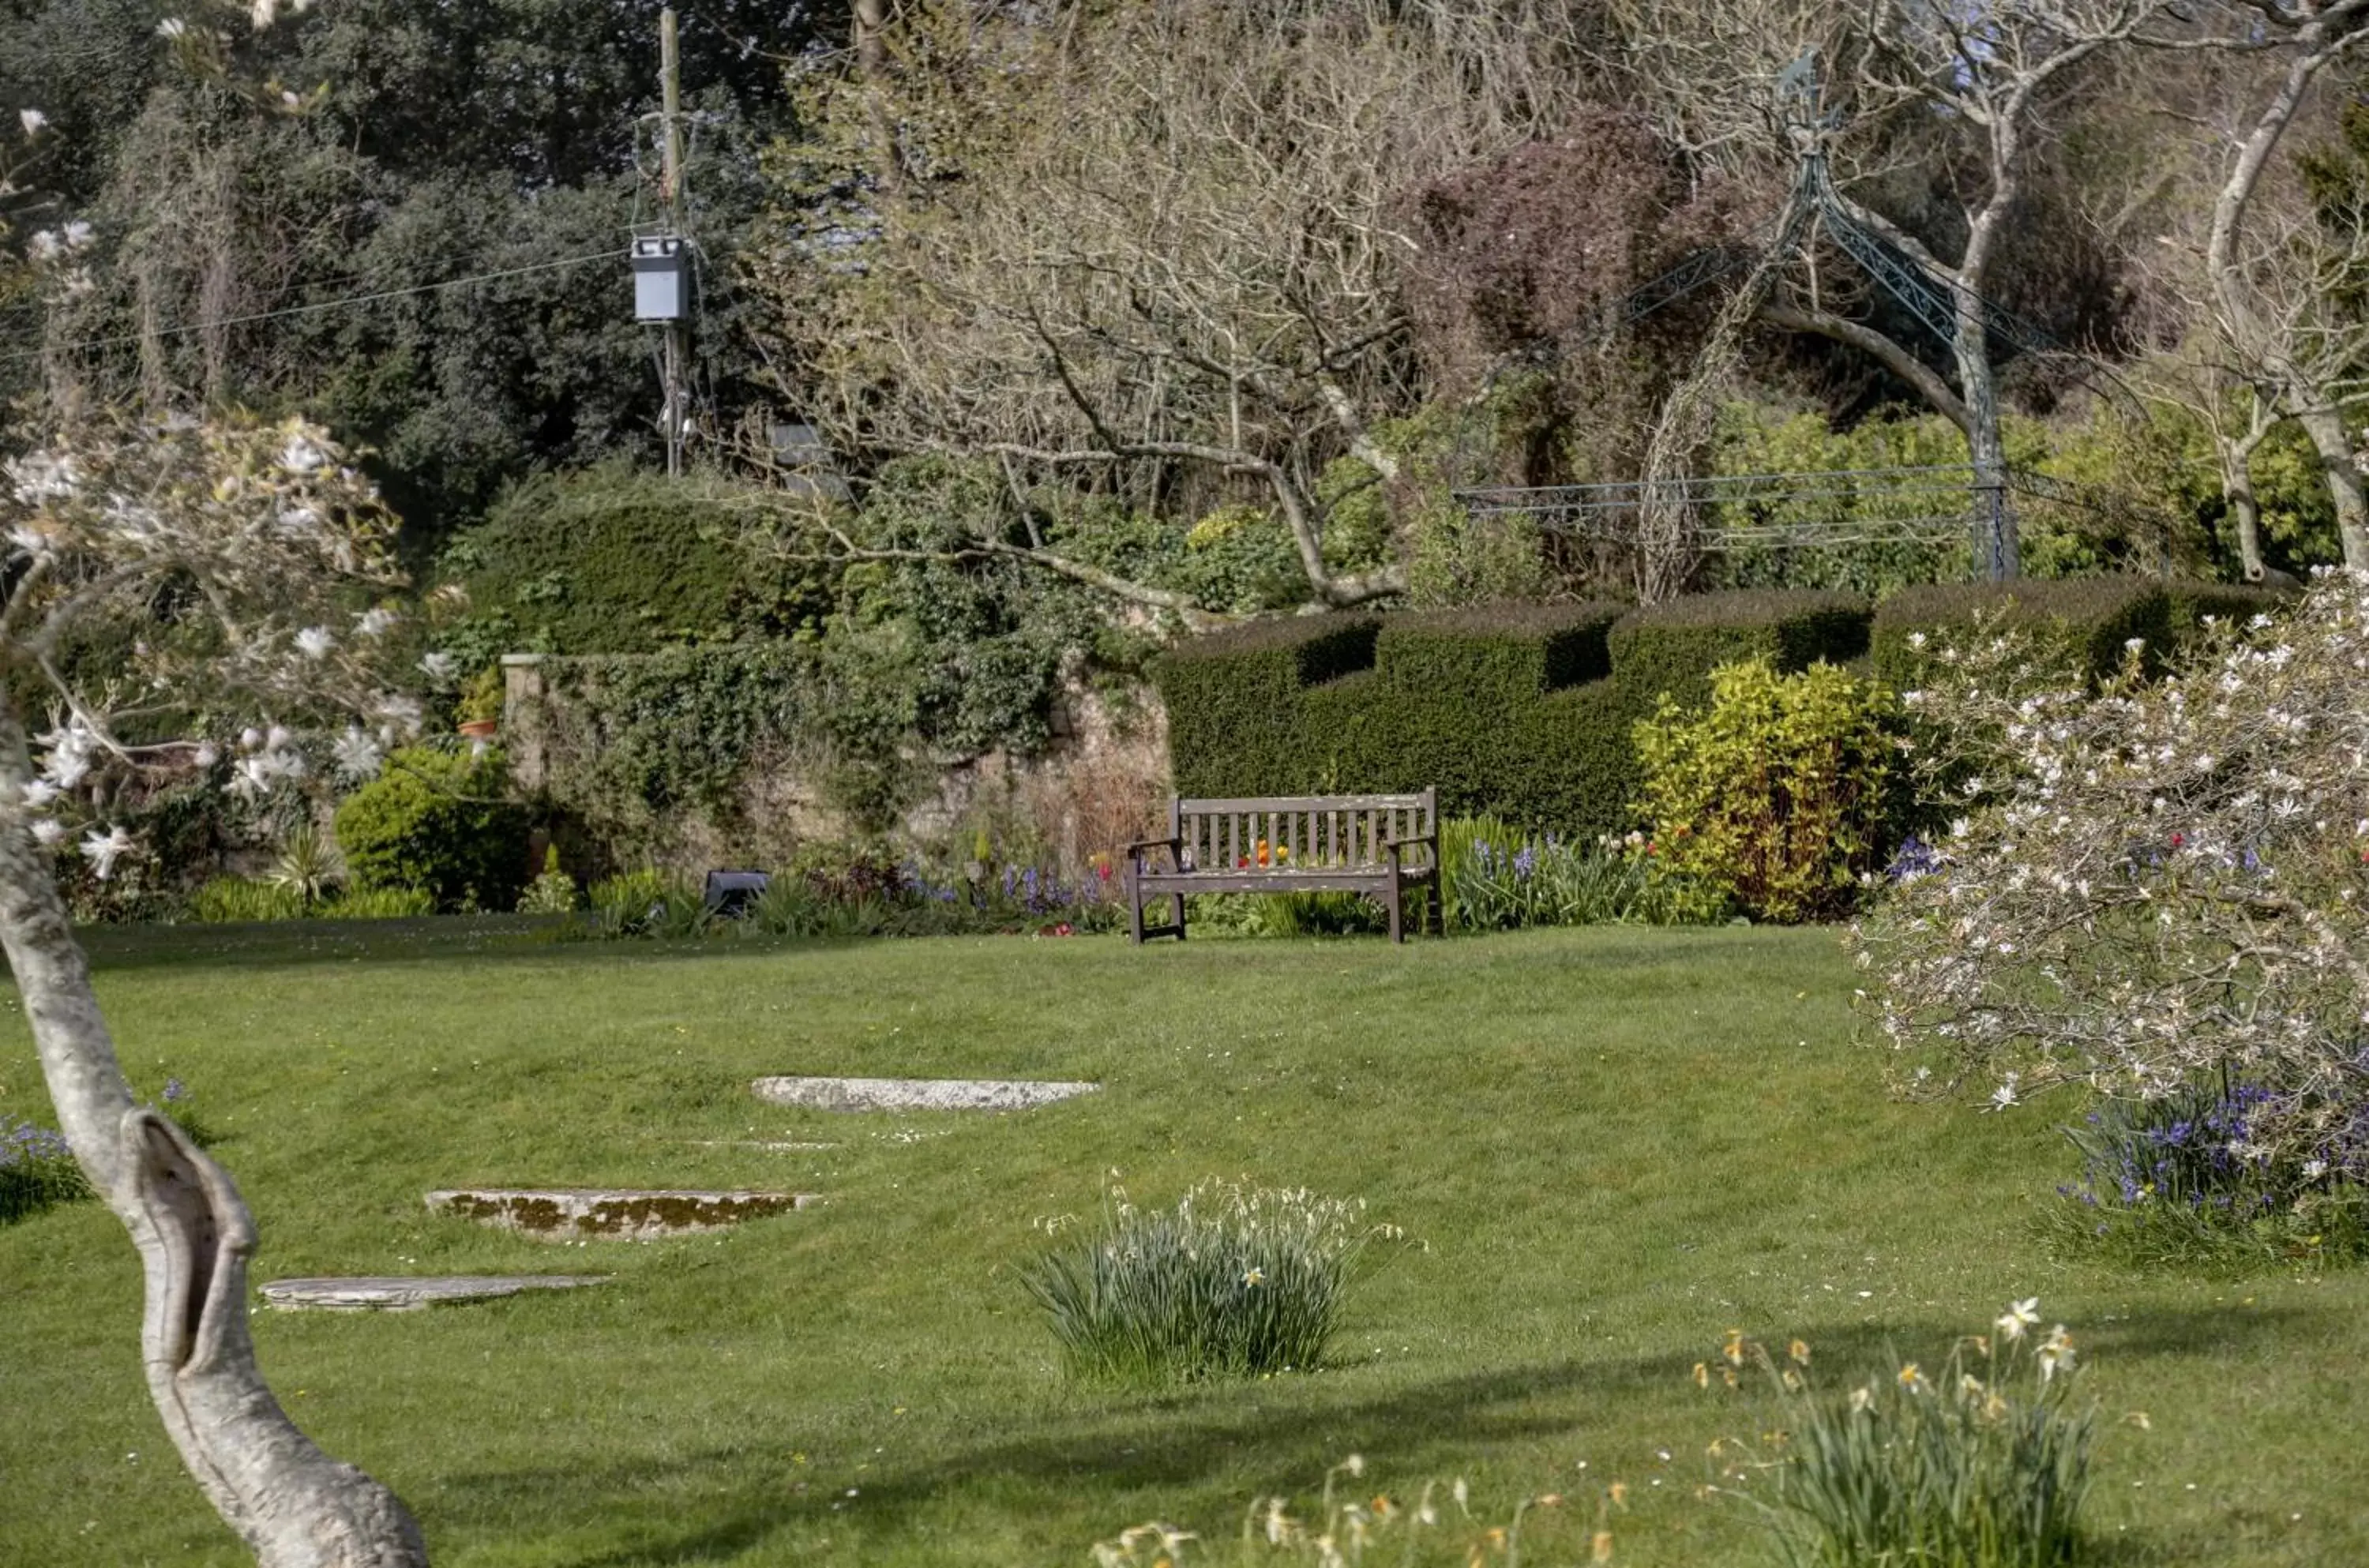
[1,921,2364,1566]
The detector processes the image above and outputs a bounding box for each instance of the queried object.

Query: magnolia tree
[1851,573,2369,1176]
[0,412,429,1564]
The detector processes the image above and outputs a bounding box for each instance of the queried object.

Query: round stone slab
[750,1075,1101,1112]
[426,1188,817,1240]
[260,1275,612,1311]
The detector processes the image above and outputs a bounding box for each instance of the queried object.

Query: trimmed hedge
[1158,598,1853,838]
[1158,616,1382,798]
[1157,580,2286,837]
[1870,576,2175,688]
[1607,589,1872,711]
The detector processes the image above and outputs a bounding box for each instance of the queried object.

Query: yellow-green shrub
[1631,658,1902,923]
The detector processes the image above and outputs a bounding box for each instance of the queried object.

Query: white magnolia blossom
[8,523,54,558]
[373,694,424,736]
[355,607,397,639]
[1853,572,2369,1171]
[278,434,326,475]
[295,625,336,660]
[192,741,220,769]
[78,826,134,881]
[30,819,66,847]
[18,107,46,137]
[332,726,383,780]
[20,779,59,810]
[418,651,457,683]
[157,16,186,38]
[39,722,98,790]
[5,452,77,503]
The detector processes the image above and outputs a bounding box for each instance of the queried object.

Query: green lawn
[2,921,2361,1566]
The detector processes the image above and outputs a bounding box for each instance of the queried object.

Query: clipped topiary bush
[333,746,533,912]
[1158,615,1382,797]
[1607,588,1872,711]
[1870,576,2174,690]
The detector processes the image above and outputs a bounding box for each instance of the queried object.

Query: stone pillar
[499,654,547,790]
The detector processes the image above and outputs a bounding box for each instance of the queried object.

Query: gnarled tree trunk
[0,700,427,1567]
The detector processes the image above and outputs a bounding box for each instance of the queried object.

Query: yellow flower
[1591,1529,1615,1563]
[1788,1338,1811,1366]
[1243,1268,1265,1288]
[1897,1363,1929,1394]
[1849,1385,1875,1413]
[1693,1361,1710,1389]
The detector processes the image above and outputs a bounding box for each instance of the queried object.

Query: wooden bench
[1126,790,1440,943]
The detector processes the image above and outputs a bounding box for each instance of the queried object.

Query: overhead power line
[6,247,626,366]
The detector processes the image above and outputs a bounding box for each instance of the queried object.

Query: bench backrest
[1173,790,1436,871]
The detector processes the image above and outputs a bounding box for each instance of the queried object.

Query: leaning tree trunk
[0,702,427,1566]
[2288,401,2369,571]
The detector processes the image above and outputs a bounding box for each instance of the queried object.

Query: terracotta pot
[457,718,499,740]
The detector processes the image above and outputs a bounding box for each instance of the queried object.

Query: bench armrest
[1124,836,1188,873]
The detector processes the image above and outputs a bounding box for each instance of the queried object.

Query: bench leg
[1128,868,1144,944]
[1171,891,1186,940]
[1386,882,1404,944]
[1429,876,1443,936]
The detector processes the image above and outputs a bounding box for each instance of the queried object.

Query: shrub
[1607,588,1872,711]
[516,846,579,914]
[333,746,532,913]
[1,1117,90,1223]
[1019,1180,1389,1385]
[586,868,677,936]
[1442,815,1702,928]
[1632,658,1904,923]
[321,887,435,920]
[1710,1310,2095,1568]
[436,463,822,656]
[186,876,303,923]
[263,823,344,913]
[1870,576,2174,691]
[1851,575,2367,1170]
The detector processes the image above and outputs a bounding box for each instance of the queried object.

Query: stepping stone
[260,1275,612,1311]
[426,1188,817,1240]
[750,1075,1101,1112]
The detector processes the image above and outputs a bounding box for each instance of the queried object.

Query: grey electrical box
[631,235,687,321]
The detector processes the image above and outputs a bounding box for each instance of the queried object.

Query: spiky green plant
[1019,1180,1391,1386]
[1707,1307,2096,1568]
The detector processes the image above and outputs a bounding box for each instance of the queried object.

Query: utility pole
[659,6,685,477]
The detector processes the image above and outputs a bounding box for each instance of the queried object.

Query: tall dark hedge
[1870,577,2175,688]
[1154,583,2253,837]
[1606,589,1872,711]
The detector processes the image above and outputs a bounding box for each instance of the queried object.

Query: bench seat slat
[1180,794,1432,815]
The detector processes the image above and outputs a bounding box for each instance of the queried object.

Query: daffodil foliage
[1853,572,2369,1172]
[2,411,416,871]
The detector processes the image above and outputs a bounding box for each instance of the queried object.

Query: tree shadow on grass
[432,1304,2306,1566]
